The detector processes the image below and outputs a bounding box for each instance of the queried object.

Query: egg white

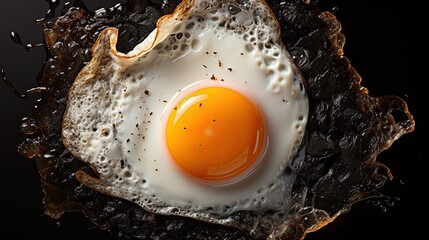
[62,0,308,229]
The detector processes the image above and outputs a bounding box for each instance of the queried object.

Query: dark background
[0,0,424,239]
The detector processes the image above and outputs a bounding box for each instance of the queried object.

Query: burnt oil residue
[2,0,416,240]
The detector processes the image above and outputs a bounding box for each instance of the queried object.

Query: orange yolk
[165,87,266,183]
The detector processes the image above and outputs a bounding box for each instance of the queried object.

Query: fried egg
[62,0,308,230]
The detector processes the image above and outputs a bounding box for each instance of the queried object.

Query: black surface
[0,0,424,239]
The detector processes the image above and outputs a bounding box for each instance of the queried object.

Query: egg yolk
[165,87,267,183]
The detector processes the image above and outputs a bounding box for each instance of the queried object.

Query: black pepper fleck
[102,130,110,136]
[144,90,150,95]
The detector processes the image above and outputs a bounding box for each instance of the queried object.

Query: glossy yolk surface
[165,87,266,183]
